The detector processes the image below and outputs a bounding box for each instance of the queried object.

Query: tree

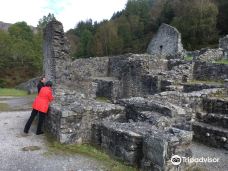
[116,16,132,52]
[171,0,218,50]
[216,0,228,35]
[92,21,123,56]
[37,13,56,31]
[73,19,95,58]
[8,22,33,41]
[0,30,12,69]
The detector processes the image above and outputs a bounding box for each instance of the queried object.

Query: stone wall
[43,21,197,170]
[203,97,228,114]
[182,83,223,93]
[193,97,228,149]
[193,61,228,81]
[147,23,184,58]
[92,121,192,170]
[46,89,125,144]
[196,48,223,62]
[187,48,224,62]
[43,20,71,90]
[219,35,228,59]
[59,53,168,100]
[16,77,40,94]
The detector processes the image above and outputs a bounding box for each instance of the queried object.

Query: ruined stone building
[43,20,228,171]
[147,23,184,58]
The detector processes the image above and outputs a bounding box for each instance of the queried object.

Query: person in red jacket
[24,81,54,135]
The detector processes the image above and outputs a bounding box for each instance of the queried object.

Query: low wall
[70,57,109,78]
[182,83,223,93]
[92,121,192,170]
[46,89,125,144]
[193,62,228,81]
[203,97,228,114]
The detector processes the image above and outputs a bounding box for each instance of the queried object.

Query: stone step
[203,98,228,115]
[92,77,121,101]
[192,121,228,149]
[201,113,228,129]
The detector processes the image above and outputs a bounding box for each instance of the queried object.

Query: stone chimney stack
[43,20,71,88]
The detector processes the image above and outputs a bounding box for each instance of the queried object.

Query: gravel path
[191,142,228,171]
[0,96,34,111]
[0,110,107,171]
[1,96,228,171]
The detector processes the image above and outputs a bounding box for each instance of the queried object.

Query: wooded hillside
[67,0,228,58]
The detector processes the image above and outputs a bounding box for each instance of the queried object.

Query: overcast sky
[0,0,128,31]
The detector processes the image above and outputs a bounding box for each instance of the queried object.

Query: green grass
[187,79,224,85]
[45,134,137,171]
[0,88,28,96]
[95,96,111,103]
[213,59,228,64]
[184,55,193,61]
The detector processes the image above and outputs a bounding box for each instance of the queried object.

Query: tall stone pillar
[43,20,70,91]
[219,35,228,59]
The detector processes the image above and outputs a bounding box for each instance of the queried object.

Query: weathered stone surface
[167,59,189,70]
[192,92,228,150]
[147,23,184,58]
[219,35,228,59]
[196,48,224,62]
[16,77,40,94]
[119,97,186,118]
[47,99,125,144]
[203,97,228,115]
[142,127,192,171]
[192,121,228,149]
[42,20,228,171]
[182,83,223,93]
[93,77,121,101]
[199,113,228,129]
[43,20,71,88]
[92,121,192,169]
[193,61,228,81]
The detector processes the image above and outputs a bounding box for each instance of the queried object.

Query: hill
[67,0,228,59]
[0,21,11,31]
[0,21,37,33]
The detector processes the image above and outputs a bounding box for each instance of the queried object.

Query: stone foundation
[42,21,228,171]
[193,61,228,81]
[193,97,228,149]
[91,121,192,170]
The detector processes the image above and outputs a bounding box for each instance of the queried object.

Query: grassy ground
[0,88,28,96]
[184,55,193,61]
[0,89,35,111]
[213,59,228,64]
[187,79,224,85]
[95,96,111,103]
[0,103,10,111]
[44,134,138,171]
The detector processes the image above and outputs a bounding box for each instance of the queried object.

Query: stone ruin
[147,23,184,58]
[219,35,228,59]
[43,21,228,171]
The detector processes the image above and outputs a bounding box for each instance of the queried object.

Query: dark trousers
[24,109,46,134]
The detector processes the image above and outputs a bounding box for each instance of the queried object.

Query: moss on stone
[44,133,137,171]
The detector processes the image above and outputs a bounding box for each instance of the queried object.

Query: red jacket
[32,87,54,113]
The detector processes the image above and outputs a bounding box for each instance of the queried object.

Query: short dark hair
[40,76,45,81]
[45,81,53,87]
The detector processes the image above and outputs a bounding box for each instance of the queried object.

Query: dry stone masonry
[147,23,184,58]
[219,35,228,59]
[43,21,228,170]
